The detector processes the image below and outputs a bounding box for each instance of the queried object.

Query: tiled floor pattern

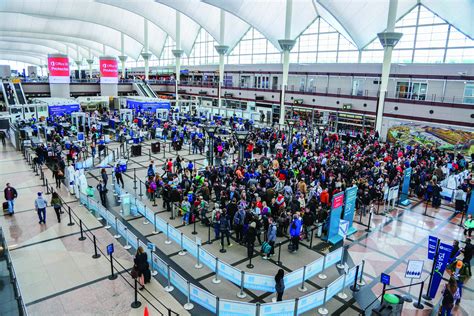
[1,139,472,315]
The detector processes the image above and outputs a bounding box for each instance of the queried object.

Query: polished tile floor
[1,139,472,315]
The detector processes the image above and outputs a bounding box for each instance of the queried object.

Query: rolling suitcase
[131,145,142,157]
[3,201,8,213]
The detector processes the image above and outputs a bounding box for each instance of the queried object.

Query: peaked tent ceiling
[0,0,472,65]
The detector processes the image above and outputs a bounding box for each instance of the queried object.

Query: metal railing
[0,227,28,316]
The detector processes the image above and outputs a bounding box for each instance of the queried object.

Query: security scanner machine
[119,109,133,123]
[72,112,86,133]
[156,108,169,120]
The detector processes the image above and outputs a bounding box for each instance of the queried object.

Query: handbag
[131,266,138,279]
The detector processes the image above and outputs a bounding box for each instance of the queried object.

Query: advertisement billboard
[100,58,118,83]
[48,55,70,83]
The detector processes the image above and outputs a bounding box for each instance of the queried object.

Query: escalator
[1,82,16,106]
[142,82,157,98]
[13,83,26,104]
[133,82,148,97]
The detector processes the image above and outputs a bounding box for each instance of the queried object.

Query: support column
[119,32,128,79]
[86,58,94,79]
[215,9,228,114]
[278,0,296,126]
[172,12,183,111]
[375,0,402,137]
[142,18,151,80]
[75,60,82,79]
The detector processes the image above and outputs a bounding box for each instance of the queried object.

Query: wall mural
[387,123,474,156]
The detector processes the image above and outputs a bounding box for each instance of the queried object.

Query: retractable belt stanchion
[130,278,142,308]
[78,220,86,241]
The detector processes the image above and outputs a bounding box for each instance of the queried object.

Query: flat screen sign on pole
[381,273,390,286]
[107,243,114,255]
[428,236,439,260]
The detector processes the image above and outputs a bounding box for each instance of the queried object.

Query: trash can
[151,142,160,153]
[372,294,404,316]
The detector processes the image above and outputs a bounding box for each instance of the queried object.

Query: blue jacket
[267,223,277,242]
[289,218,302,237]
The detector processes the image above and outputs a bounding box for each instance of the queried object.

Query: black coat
[134,252,149,276]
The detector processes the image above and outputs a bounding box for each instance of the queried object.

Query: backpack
[215,211,221,222]
[261,242,271,254]
[233,212,241,226]
[147,167,155,177]
[150,181,157,191]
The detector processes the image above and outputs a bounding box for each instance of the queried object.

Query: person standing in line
[133,246,149,291]
[446,259,469,305]
[461,238,472,276]
[440,277,457,316]
[219,209,233,249]
[101,168,108,187]
[264,217,277,260]
[97,180,107,207]
[4,183,18,215]
[289,214,302,253]
[275,269,285,301]
[454,186,466,214]
[35,192,47,224]
[247,221,257,262]
[0,130,6,146]
[50,192,62,223]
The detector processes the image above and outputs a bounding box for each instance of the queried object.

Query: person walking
[463,214,473,237]
[54,166,64,188]
[264,217,277,260]
[133,246,149,291]
[50,192,62,223]
[4,183,18,215]
[35,192,48,224]
[114,164,124,188]
[97,180,107,207]
[275,269,285,301]
[454,186,466,214]
[101,168,108,187]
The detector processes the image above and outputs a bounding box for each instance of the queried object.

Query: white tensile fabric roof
[0,0,472,64]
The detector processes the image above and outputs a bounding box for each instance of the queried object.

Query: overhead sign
[428,236,439,260]
[107,243,114,255]
[381,273,390,285]
[405,260,424,279]
[100,58,118,83]
[48,55,70,83]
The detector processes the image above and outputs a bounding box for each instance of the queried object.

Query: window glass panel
[396,8,419,27]
[290,51,299,63]
[239,55,252,64]
[266,53,281,63]
[253,39,267,54]
[360,50,384,63]
[338,36,357,51]
[299,52,317,63]
[413,49,444,63]
[448,28,474,47]
[337,51,359,63]
[417,6,445,25]
[317,52,337,63]
[299,34,318,52]
[416,24,448,48]
[394,26,416,49]
[392,49,414,63]
[253,54,266,64]
[318,33,338,51]
[445,48,474,63]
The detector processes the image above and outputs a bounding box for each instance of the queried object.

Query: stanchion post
[276,242,282,266]
[365,210,373,232]
[246,247,254,269]
[143,207,149,225]
[78,220,86,241]
[195,245,203,269]
[350,265,360,292]
[192,218,197,235]
[152,212,159,235]
[318,256,328,280]
[338,273,348,299]
[183,281,194,310]
[133,168,137,190]
[317,288,329,315]
[298,266,308,292]
[123,227,131,250]
[212,257,221,284]
[67,206,74,226]
[139,180,143,198]
[413,281,425,309]
[164,265,174,292]
[113,218,120,239]
[237,271,247,298]
[207,223,212,244]
[130,278,142,308]
[179,232,187,256]
[309,227,315,248]
[357,260,366,286]
[459,211,465,227]
[92,235,101,259]
[108,251,117,280]
[165,223,172,244]
[337,245,346,269]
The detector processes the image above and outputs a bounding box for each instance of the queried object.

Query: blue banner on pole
[429,242,453,299]
[343,186,358,236]
[126,99,170,113]
[428,236,439,260]
[327,191,345,244]
[400,167,412,206]
[48,104,80,116]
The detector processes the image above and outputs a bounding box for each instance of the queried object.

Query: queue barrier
[126,195,348,293]
[74,162,364,316]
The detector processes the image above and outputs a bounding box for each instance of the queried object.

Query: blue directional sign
[428,236,439,260]
[107,243,114,255]
[381,273,390,286]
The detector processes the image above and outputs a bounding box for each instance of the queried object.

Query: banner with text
[343,186,358,236]
[328,191,345,244]
[100,58,118,83]
[48,55,70,83]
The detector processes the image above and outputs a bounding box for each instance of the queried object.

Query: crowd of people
[7,108,473,308]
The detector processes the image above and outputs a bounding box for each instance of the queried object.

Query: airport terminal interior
[0,0,473,315]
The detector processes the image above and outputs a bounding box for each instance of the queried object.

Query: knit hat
[250,222,256,228]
